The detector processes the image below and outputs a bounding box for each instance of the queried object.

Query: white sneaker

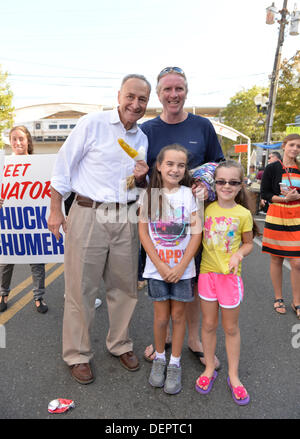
[64,296,102,309]
[95,298,102,309]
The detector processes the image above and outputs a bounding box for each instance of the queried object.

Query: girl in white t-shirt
[138,144,202,395]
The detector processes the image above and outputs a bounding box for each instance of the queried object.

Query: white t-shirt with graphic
[141,185,198,280]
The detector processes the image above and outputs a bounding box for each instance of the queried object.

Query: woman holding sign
[0,126,47,314]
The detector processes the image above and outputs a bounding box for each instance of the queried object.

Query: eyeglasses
[215,180,242,186]
[157,67,186,81]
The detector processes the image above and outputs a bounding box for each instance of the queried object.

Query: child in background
[195,160,259,405]
[139,144,202,395]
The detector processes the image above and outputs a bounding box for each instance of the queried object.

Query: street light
[289,5,300,34]
[263,0,299,163]
[254,93,269,114]
[266,2,279,24]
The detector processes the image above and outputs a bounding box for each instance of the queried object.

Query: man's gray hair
[121,74,151,93]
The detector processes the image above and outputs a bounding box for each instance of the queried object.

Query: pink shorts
[198,272,244,309]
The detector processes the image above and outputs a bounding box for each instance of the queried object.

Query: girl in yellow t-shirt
[195,160,259,405]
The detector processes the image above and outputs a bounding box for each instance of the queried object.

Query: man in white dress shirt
[48,74,150,384]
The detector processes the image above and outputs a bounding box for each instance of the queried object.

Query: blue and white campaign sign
[0,153,65,263]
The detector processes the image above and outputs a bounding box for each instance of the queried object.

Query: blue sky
[1,0,300,109]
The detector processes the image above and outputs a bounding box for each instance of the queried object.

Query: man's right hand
[47,186,67,240]
[47,210,67,241]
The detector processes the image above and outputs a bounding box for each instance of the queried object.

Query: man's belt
[75,194,136,208]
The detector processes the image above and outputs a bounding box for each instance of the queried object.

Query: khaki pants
[62,201,139,366]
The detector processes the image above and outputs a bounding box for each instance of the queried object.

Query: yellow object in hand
[118,138,145,162]
[118,138,138,159]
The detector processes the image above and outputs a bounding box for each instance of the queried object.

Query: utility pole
[264,0,289,147]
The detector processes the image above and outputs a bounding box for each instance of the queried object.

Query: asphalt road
[0,214,299,425]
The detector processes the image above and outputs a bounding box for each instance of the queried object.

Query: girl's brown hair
[215,160,260,237]
[141,144,192,221]
[282,133,300,170]
[9,125,34,155]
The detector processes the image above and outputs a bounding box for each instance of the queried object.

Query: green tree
[0,66,14,148]
[221,85,268,142]
[274,50,300,132]
[220,86,268,156]
[221,51,300,151]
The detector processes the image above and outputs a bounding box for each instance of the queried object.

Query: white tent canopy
[211,121,251,173]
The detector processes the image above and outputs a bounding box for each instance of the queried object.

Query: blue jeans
[147,278,194,302]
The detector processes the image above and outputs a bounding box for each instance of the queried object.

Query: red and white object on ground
[48,398,75,414]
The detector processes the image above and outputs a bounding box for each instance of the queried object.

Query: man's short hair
[156,69,188,94]
[270,151,282,160]
[121,74,151,94]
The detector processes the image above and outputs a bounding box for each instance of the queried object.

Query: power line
[8,78,113,88]
[2,57,270,83]
[1,56,126,76]
[8,73,119,80]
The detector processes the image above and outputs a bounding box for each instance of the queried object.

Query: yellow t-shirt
[200,201,253,276]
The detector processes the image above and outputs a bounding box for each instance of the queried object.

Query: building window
[35,123,41,129]
[70,124,76,129]
[59,124,68,129]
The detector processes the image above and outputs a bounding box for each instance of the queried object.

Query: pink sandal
[227,377,250,405]
[195,371,218,394]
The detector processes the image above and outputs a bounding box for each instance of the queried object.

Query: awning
[252,142,282,149]
[210,121,251,173]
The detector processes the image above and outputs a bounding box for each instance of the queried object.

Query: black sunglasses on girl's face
[215,180,242,186]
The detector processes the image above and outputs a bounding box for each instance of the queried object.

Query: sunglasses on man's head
[157,67,186,81]
[215,179,242,186]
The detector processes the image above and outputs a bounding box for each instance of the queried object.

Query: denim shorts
[147,278,194,302]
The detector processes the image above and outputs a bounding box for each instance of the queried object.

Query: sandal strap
[232,385,248,399]
[274,299,286,308]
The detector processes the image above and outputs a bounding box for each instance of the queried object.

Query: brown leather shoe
[119,351,140,371]
[70,363,94,384]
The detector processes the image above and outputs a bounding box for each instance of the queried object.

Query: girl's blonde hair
[215,160,260,237]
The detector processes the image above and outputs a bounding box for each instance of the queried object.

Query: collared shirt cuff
[51,177,72,198]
